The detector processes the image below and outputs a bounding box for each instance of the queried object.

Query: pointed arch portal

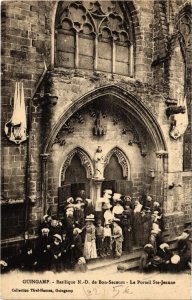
[41,84,168,214]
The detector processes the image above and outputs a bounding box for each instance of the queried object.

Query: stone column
[92,179,103,206]
[40,153,50,215]
[155,150,168,205]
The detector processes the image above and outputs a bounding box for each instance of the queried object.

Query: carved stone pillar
[40,153,50,215]
[92,178,103,210]
[155,150,168,205]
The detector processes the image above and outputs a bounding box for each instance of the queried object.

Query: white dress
[83,224,97,259]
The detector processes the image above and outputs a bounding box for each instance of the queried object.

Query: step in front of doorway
[88,247,142,271]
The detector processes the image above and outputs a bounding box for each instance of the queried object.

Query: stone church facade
[1,0,192,256]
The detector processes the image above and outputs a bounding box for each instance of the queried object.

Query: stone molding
[104,147,130,179]
[60,147,94,181]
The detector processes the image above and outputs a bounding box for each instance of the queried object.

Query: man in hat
[64,207,75,244]
[103,222,112,256]
[50,234,63,272]
[36,227,52,271]
[112,218,123,258]
[74,198,85,229]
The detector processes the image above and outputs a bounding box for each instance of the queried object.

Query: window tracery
[55,1,134,76]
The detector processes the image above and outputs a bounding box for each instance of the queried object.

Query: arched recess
[104,147,131,179]
[41,84,168,213]
[43,84,168,156]
[59,146,94,185]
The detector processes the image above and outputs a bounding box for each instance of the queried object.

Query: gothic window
[55,1,134,76]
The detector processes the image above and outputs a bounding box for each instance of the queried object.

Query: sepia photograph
[1,0,191,299]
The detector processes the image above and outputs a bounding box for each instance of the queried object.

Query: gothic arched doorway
[102,148,132,196]
[58,147,94,216]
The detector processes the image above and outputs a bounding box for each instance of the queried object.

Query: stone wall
[1,0,191,245]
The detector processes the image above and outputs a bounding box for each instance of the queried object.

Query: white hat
[76,197,83,202]
[103,189,112,195]
[113,217,120,222]
[73,227,82,235]
[103,193,111,199]
[66,207,74,212]
[171,255,180,264]
[67,197,74,203]
[113,193,122,200]
[53,234,62,242]
[43,214,49,221]
[85,214,95,221]
[177,232,189,240]
[41,228,50,233]
[159,243,169,250]
[147,196,152,201]
[154,201,160,207]
[78,257,86,264]
[144,244,154,249]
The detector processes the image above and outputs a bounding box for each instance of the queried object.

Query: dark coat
[71,234,83,267]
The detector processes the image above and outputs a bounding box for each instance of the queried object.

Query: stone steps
[87,247,143,271]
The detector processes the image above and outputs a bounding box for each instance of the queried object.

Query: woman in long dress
[133,200,143,246]
[83,214,97,260]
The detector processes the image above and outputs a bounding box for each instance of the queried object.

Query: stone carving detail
[93,112,107,136]
[104,147,129,178]
[122,127,147,157]
[93,146,105,179]
[52,121,74,146]
[177,14,192,49]
[61,147,93,181]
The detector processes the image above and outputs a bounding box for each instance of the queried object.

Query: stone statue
[93,146,104,179]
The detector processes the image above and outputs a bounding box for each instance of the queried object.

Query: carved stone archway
[59,147,94,185]
[104,147,130,179]
[41,84,168,213]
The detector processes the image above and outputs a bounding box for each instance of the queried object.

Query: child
[50,234,63,273]
[96,220,104,257]
[112,218,123,258]
[74,257,87,273]
[103,223,112,256]
[19,241,37,271]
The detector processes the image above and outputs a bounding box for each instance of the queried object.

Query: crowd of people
[0,189,191,274]
[139,230,191,273]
